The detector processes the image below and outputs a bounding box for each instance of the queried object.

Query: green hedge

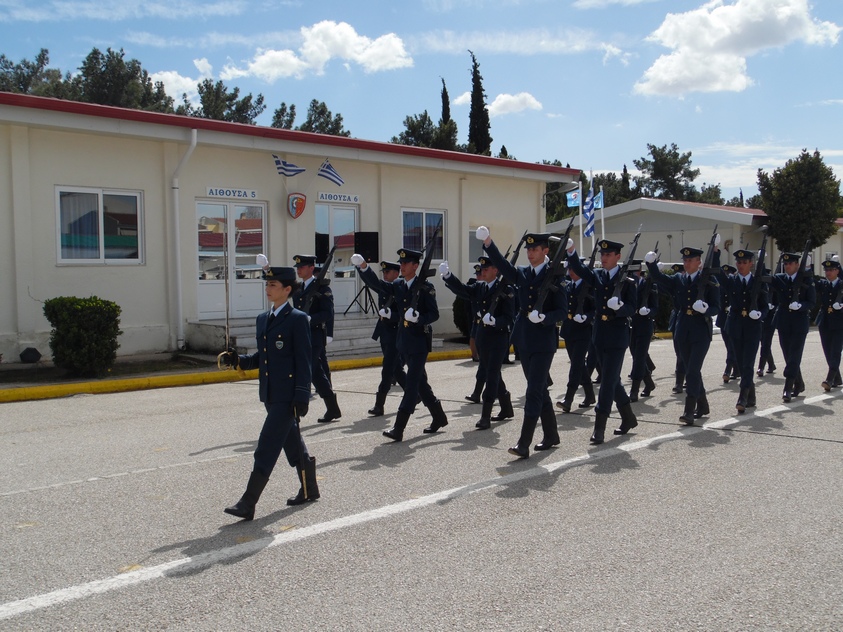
[43,296,122,377]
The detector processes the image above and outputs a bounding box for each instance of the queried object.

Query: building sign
[318,191,360,204]
[206,187,258,199]
[288,193,306,219]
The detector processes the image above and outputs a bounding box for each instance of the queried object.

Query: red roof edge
[0,92,579,178]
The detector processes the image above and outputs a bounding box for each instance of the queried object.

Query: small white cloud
[453,91,471,106]
[573,0,659,8]
[0,1,246,22]
[150,58,213,102]
[488,92,542,117]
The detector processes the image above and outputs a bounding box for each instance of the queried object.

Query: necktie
[268,311,276,327]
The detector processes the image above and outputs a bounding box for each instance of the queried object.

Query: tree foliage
[74,48,173,111]
[271,102,296,129]
[177,78,265,124]
[391,110,437,146]
[296,99,350,136]
[633,143,701,200]
[466,51,492,156]
[757,149,842,252]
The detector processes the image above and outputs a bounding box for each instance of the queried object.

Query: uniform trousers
[630,326,653,381]
[564,336,590,390]
[253,401,308,478]
[819,324,843,377]
[519,349,555,417]
[727,318,762,390]
[777,318,809,380]
[311,341,334,398]
[477,329,509,404]
[674,333,711,398]
[595,346,631,415]
[399,351,436,413]
[377,329,406,394]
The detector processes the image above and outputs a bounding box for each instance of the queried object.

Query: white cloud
[150,58,213,101]
[454,91,471,106]
[488,92,542,117]
[573,0,659,8]
[414,27,606,55]
[634,0,841,96]
[0,1,246,22]
[221,20,413,82]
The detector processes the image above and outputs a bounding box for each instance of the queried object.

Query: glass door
[316,203,358,312]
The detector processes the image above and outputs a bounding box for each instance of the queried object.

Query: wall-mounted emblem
[288,193,306,219]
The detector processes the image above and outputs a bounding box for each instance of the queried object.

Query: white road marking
[0,392,837,621]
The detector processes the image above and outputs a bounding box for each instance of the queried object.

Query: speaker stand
[345,285,377,315]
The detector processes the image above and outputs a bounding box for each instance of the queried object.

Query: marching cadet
[629,262,658,402]
[352,248,448,440]
[717,264,740,383]
[771,251,816,401]
[566,238,638,443]
[645,239,721,424]
[292,254,342,424]
[440,256,516,428]
[221,265,318,520]
[721,250,768,414]
[465,264,486,399]
[477,227,566,458]
[757,271,778,377]
[557,261,596,412]
[667,263,687,394]
[366,261,408,417]
[816,256,843,391]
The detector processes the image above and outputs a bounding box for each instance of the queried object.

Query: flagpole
[600,185,605,241]
[577,181,583,248]
[589,172,594,254]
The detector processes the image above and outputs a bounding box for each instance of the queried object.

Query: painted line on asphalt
[1,389,838,621]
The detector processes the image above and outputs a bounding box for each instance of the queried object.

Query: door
[197,201,267,319]
[316,203,358,312]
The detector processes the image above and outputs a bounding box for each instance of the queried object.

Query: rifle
[532,214,576,314]
[638,240,658,309]
[409,218,443,313]
[748,226,770,312]
[300,243,337,314]
[484,243,514,317]
[574,241,599,315]
[508,230,529,267]
[694,224,719,303]
[611,225,643,300]
[834,259,843,305]
[790,238,812,303]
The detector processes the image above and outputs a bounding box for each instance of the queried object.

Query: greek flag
[317,159,344,186]
[583,183,595,237]
[566,190,580,207]
[272,155,306,177]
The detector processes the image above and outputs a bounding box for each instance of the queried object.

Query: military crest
[288,193,306,219]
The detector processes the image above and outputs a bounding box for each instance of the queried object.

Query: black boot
[695,393,710,419]
[723,364,732,384]
[591,411,608,444]
[492,391,515,421]
[384,410,411,442]
[287,456,320,506]
[833,369,843,387]
[629,379,642,403]
[736,388,748,414]
[614,403,638,435]
[556,386,577,413]
[578,381,596,408]
[508,416,538,458]
[423,399,449,433]
[794,374,805,396]
[317,392,342,423]
[672,372,685,394]
[642,373,656,397]
[747,386,756,408]
[368,390,388,417]
[680,396,697,425]
[822,370,833,392]
[476,400,494,430]
[782,378,794,403]
[224,470,269,521]
[465,380,483,403]
[767,356,776,373]
[535,404,560,450]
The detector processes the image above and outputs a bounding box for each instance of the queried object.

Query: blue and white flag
[272,155,306,177]
[593,190,604,210]
[566,190,580,208]
[583,182,595,238]
[317,159,344,186]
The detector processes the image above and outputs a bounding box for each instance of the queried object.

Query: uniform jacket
[444,273,515,342]
[631,274,658,339]
[721,273,770,337]
[359,265,439,355]
[815,278,843,330]
[647,263,720,344]
[292,279,334,347]
[771,272,816,331]
[561,277,595,343]
[484,240,567,353]
[238,302,312,405]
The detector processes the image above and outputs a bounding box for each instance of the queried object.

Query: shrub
[43,296,122,377]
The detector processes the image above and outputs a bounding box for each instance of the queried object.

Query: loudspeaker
[354,231,380,264]
[315,232,330,263]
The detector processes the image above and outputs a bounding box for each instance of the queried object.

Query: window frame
[401,208,445,261]
[55,186,145,265]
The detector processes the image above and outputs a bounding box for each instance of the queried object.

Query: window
[467,228,485,262]
[56,187,143,264]
[402,208,444,259]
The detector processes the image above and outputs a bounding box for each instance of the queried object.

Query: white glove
[306,314,312,322]
[749,310,762,320]
[562,260,569,268]
[528,309,545,324]
[350,253,365,266]
[566,238,574,250]
[573,313,587,324]
[476,226,490,241]
[378,307,392,319]
[725,305,731,314]
[638,306,651,316]
[692,300,708,314]
[404,307,419,323]
[714,233,721,246]
[768,303,775,311]
[544,255,550,265]
[833,302,843,311]
[482,312,496,326]
[789,301,801,311]
[438,261,450,277]
[256,253,269,270]
[644,251,657,264]
[326,336,333,344]
[607,296,623,311]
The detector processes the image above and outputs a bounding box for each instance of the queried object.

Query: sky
[1,0,841,203]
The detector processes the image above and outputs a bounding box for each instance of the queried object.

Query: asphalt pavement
[1,331,841,630]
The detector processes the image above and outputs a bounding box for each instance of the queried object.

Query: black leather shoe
[756,368,764,378]
[368,406,384,417]
[534,438,560,451]
[465,394,481,403]
[475,419,491,430]
[507,445,529,458]
[613,420,638,435]
[589,435,604,445]
[822,381,831,392]
[224,501,255,521]
[287,490,319,506]
[317,411,341,423]
[383,428,403,442]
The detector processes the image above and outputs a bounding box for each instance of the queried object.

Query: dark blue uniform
[485,238,567,457]
[444,271,516,427]
[816,273,843,389]
[647,255,720,422]
[757,281,778,376]
[359,260,448,440]
[629,272,658,400]
[716,267,740,382]
[568,248,637,442]
[558,275,595,411]
[367,272,408,416]
[771,265,816,399]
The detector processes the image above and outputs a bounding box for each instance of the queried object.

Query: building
[0,92,578,363]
